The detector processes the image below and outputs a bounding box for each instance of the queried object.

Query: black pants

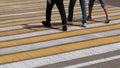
[46,0,66,25]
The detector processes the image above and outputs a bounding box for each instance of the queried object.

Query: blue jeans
[68,0,87,23]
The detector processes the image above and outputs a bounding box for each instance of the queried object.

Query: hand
[47,0,51,5]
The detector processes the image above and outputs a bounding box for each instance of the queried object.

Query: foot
[87,16,93,21]
[62,25,67,31]
[42,21,51,27]
[81,21,87,27]
[105,19,111,24]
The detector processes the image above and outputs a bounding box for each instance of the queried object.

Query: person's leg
[42,0,55,27]
[46,0,54,23]
[87,0,95,20]
[99,0,110,23]
[56,0,67,31]
[68,0,76,22]
[79,0,87,27]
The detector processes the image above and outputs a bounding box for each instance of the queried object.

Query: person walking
[87,0,111,23]
[68,0,87,27]
[42,0,67,31]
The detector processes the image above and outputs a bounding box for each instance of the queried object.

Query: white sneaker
[81,23,87,27]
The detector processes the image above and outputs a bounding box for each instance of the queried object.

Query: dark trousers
[68,0,87,23]
[46,0,66,25]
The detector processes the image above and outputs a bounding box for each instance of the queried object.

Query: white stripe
[1,43,120,68]
[0,29,120,56]
[2,64,15,68]
[0,19,120,41]
[0,66,6,68]
[64,55,120,68]
[0,12,120,31]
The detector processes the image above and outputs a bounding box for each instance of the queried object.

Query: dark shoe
[42,21,51,27]
[105,19,111,24]
[62,25,67,31]
[87,16,93,21]
[81,21,87,27]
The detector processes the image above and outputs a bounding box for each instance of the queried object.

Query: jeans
[68,0,87,23]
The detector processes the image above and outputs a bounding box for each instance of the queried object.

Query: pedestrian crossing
[0,0,120,68]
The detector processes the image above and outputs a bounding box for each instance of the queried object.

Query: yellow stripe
[0,35,120,64]
[0,8,118,28]
[0,23,120,48]
[0,15,120,37]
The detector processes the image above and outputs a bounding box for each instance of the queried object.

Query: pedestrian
[42,0,67,31]
[68,0,87,27]
[87,0,111,23]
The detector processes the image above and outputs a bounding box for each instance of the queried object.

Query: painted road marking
[1,20,120,47]
[0,29,120,56]
[1,42,120,68]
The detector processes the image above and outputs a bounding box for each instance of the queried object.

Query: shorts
[89,0,106,7]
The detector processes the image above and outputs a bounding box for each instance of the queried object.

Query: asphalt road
[36,50,120,68]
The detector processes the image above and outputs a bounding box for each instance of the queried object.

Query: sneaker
[105,19,111,24]
[81,21,87,27]
[87,16,93,21]
[42,21,51,27]
[62,25,67,31]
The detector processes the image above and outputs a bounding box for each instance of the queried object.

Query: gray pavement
[80,59,120,68]
[37,50,120,68]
